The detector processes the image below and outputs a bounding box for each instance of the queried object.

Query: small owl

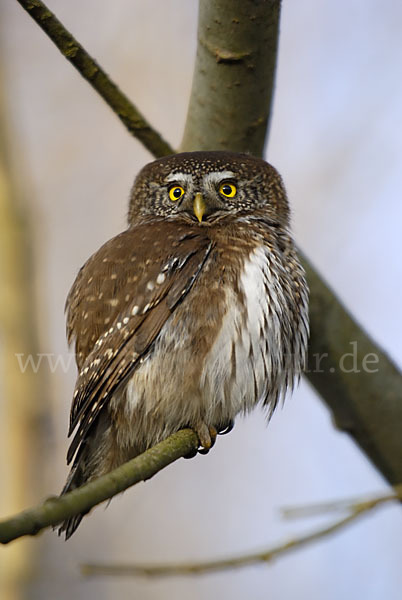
[59,151,309,538]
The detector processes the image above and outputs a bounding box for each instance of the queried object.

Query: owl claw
[183,421,233,459]
[197,424,217,455]
[183,423,217,458]
[217,420,235,435]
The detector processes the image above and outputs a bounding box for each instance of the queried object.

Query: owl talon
[183,424,218,458]
[194,423,217,455]
[217,420,235,435]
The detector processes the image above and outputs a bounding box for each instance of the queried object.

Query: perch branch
[81,486,402,577]
[15,0,174,158]
[0,429,198,544]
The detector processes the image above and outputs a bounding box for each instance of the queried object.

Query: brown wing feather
[65,221,213,465]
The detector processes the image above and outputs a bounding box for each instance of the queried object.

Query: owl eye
[219,182,237,198]
[168,185,185,202]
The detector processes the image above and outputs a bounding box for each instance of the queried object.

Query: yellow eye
[219,182,237,198]
[169,185,185,202]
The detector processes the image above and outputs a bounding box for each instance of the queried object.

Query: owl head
[128,151,290,228]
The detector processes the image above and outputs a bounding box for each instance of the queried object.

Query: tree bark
[181,0,280,155]
[304,258,402,484]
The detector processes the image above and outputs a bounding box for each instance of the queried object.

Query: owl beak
[193,193,206,223]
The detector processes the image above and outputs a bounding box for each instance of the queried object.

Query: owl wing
[65,222,213,465]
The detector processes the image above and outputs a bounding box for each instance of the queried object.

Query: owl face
[128,151,290,227]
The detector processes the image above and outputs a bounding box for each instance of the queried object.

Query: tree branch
[15,0,174,158]
[280,484,402,518]
[0,429,198,544]
[81,487,402,577]
[303,258,402,485]
[181,0,281,154]
[181,0,402,486]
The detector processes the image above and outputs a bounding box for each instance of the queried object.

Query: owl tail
[58,413,127,539]
[57,445,89,539]
[58,408,114,539]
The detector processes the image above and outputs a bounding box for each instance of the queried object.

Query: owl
[59,151,309,538]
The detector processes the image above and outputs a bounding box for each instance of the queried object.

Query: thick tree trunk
[181,0,280,155]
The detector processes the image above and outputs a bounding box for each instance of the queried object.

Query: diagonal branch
[0,429,198,544]
[81,487,402,577]
[303,258,402,485]
[15,0,174,158]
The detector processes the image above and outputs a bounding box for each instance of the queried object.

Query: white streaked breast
[200,245,285,418]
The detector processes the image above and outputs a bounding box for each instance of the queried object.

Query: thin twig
[281,484,402,519]
[81,489,401,577]
[15,0,174,158]
[0,429,198,544]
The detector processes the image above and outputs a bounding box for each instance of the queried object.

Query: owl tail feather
[58,412,121,539]
[57,444,90,540]
[58,512,84,541]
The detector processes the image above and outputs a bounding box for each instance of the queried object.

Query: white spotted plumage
[123,243,307,442]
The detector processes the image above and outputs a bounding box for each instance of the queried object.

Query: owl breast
[199,244,286,417]
[122,242,298,449]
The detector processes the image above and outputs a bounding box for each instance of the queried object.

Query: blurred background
[0,1,401,599]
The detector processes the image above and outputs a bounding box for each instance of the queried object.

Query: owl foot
[197,424,217,455]
[183,423,217,458]
[183,421,234,459]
